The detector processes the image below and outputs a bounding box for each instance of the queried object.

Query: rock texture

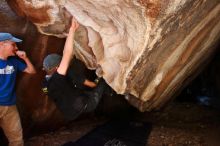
[6,0,220,111]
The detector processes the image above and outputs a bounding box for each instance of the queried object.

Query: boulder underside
[6,0,220,111]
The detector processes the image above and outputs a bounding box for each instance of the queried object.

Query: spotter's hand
[16,51,27,60]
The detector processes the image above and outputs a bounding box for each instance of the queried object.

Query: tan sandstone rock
[6,0,220,111]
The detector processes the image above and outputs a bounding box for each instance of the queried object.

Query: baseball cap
[43,54,62,71]
[0,32,22,42]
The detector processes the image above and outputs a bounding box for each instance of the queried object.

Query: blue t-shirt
[0,57,27,105]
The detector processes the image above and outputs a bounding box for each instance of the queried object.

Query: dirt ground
[24,101,220,146]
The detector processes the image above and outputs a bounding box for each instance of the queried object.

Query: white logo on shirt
[0,65,15,74]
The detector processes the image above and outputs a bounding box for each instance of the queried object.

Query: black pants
[84,78,107,113]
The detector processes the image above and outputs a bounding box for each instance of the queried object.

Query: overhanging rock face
[7,0,220,111]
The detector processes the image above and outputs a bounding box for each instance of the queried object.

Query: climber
[42,17,107,121]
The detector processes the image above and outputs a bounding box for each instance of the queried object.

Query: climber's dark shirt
[48,72,88,121]
[46,58,89,120]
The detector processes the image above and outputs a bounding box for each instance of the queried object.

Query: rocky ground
[24,101,220,146]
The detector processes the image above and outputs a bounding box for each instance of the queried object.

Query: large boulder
[6,0,220,112]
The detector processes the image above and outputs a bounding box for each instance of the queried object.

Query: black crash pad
[63,119,152,146]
